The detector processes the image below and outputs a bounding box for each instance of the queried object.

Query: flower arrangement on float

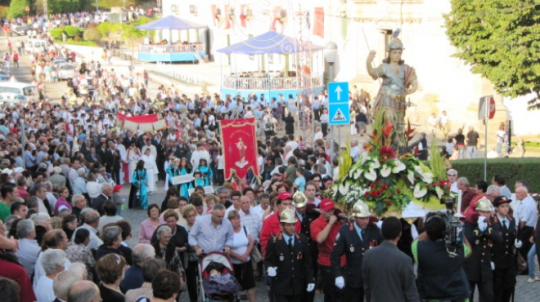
[331,111,451,217]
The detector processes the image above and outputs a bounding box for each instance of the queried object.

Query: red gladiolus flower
[396,189,401,194]
[382,184,388,190]
[432,182,437,187]
[369,183,375,188]
[385,201,392,206]
[425,184,430,188]
[364,192,370,197]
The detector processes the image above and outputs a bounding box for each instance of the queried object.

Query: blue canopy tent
[136,15,206,30]
[135,15,207,63]
[216,31,324,105]
[216,31,324,54]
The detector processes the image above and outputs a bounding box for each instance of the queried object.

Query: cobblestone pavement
[118,182,540,302]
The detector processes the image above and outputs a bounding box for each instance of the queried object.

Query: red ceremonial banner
[314,7,324,38]
[220,118,259,180]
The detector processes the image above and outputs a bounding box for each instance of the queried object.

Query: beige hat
[53,166,62,174]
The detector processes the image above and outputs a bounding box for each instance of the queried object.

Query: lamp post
[324,42,338,165]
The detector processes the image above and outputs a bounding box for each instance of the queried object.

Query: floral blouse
[66,243,96,279]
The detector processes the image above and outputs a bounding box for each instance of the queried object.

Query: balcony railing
[222,74,322,90]
[138,43,205,53]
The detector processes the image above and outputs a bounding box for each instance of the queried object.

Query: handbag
[242,226,263,263]
[250,245,263,263]
[516,252,527,274]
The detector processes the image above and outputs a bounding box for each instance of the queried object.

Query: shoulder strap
[135,297,150,302]
[243,226,248,237]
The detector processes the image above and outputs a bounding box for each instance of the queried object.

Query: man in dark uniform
[331,201,383,302]
[491,196,521,302]
[463,197,502,302]
[265,208,315,302]
[293,191,319,302]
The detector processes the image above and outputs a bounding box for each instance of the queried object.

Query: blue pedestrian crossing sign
[328,82,349,125]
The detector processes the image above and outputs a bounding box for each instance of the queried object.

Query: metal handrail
[221,75,322,90]
[138,43,205,53]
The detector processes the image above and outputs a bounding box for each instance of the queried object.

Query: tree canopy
[445,1,540,110]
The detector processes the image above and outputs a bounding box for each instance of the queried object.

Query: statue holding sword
[366,29,419,149]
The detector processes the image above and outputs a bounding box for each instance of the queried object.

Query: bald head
[516,186,529,201]
[67,280,100,302]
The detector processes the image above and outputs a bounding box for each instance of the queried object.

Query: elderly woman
[16,219,41,276]
[153,210,189,259]
[153,225,185,284]
[95,225,124,261]
[228,210,256,302]
[95,253,127,302]
[183,204,200,302]
[35,249,66,302]
[66,228,95,281]
[139,204,164,244]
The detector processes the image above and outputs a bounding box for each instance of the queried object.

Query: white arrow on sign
[334,85,343,101]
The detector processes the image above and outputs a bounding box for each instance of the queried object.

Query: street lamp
[323,42,338,163]
[324,41,338,83]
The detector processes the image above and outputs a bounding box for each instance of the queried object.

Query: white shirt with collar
[517,195,538,227]
[73,224,103,250]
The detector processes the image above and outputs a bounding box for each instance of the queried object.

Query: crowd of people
[0,151,539,302]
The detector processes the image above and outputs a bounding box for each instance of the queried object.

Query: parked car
[0,81,37,102]
[10,25,29,36]
[57,63,77,80]
[25,39,47,54]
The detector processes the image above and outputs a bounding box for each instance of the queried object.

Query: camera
[428,197,463,257]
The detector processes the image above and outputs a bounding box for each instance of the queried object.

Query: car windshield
[60,65,75,70]
[22,86,36,96]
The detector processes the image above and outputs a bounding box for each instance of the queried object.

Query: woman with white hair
[35,249,66,302]
[95,225,124,262]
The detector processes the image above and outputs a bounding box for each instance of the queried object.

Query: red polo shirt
[260,212,301,258]
[310,216,346,266]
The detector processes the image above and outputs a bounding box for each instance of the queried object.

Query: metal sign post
[328,82,349,165]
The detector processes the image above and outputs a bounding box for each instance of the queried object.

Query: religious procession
[0,1,539,302]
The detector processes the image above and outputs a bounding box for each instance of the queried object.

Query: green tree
[122,25,147,57]
[445,1,540,109]
[8,0,28,19]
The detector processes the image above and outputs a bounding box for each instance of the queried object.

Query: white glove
[477,216,487,232]
[307,283,315,292]
[267,267,277,277]
[515,239,523,249]
[335,276,345,289]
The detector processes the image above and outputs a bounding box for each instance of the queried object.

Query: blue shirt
[294,176,306,192]
[354,223,365,242]
[282,232,296,247]
[188,214,234,253]
[24,150,36,167]
[120,264,144,293]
